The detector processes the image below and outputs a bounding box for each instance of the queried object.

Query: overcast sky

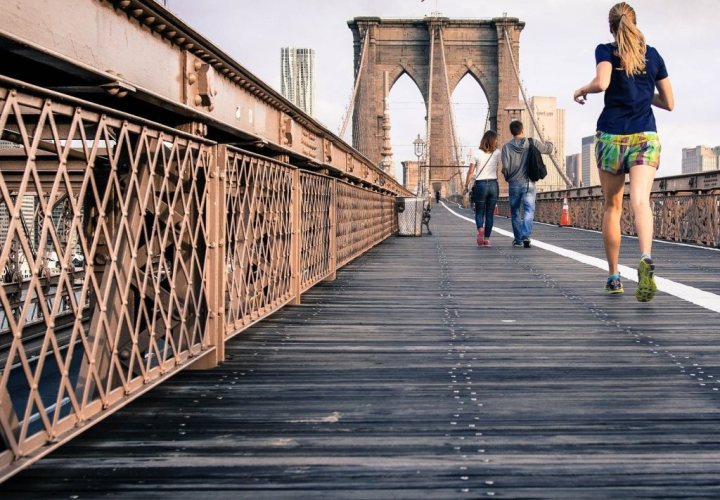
[166,0,719,180]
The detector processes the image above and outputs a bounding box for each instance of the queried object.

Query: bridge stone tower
[348,16,524,196]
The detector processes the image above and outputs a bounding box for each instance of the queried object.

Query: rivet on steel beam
[118,0,131,8]
[176,37,186,44]
[132,9,143,17]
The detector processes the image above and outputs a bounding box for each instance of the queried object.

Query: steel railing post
[325,178,337,282]
[290,169,302,305]
[191,145,226,369]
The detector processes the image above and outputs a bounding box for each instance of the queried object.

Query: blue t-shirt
[595,43,669,134]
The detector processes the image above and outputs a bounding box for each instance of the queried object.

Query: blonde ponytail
[609,3,646,77]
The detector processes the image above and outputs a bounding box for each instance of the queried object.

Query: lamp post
[413,134,426,197]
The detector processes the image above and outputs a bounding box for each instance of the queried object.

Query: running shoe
[512,240,523,247]
[476,228,485,246]
[605,276,624,294]
[522,238,531,248]
[482,239,491,247]
[636,256,657,302]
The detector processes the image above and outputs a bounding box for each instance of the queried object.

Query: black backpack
[526,138,547,182]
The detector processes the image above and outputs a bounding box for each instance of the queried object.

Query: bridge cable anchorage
[503,27,573,188]
[338,33,370,140]
[438,33,464,195]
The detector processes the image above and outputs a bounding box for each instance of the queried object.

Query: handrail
[496,171,720,247]
[0,82,398,481]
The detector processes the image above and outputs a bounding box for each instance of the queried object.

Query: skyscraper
[565,153,581,187]
[280,47,315,116]
[681,145,719,173]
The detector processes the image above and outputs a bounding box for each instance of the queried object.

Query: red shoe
[476,228,485,246]
[482,239,491,247]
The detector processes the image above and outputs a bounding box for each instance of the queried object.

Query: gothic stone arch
[348,16,524,195]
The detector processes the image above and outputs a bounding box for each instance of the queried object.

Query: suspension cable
[438,33,465,195]
[502,27,573,188]
[338,33,370,140]
[424,24,435,197]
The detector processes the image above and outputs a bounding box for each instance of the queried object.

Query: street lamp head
[413,133,425,159]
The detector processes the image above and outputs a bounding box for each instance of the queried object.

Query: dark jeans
[471,179,499,237]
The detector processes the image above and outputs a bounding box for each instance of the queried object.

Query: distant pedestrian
[501,120,553,248]
[573,1,674,301]
[464,130,500,246]
[435,190,441,204]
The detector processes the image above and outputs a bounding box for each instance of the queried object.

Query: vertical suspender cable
[339,34,370,140]
[424,23,435,197]
[438,33,464,194]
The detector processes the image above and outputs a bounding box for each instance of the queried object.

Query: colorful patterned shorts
[595,131,661,175]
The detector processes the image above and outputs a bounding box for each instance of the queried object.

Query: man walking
[501,120,553,248]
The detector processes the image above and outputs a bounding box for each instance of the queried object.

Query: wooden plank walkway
[3,205,720,498]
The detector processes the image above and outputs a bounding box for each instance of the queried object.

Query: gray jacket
[501,137,553,185]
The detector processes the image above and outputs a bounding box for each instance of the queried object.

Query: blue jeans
[472,179,499,238]
[508,182,537,243]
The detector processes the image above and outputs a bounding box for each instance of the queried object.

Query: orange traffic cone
[559,195,571,227]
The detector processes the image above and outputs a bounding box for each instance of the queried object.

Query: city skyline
[166,0,720,181]
[280,47,315,116]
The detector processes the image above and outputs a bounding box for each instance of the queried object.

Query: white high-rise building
[280,47,315,116]
[518,96,566,192]
[681,145,720,174]
[581,135,600,187]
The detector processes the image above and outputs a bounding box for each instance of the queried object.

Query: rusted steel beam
[0,0,408,196]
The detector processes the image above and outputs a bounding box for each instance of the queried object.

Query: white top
[470,149,500,181]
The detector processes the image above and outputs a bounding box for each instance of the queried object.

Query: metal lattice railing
[223,147,294,335]
[0,83,399,480]
[299,171,334,292]
[0,84,215,476]
[498,179,720,248]
[336,181,396,268]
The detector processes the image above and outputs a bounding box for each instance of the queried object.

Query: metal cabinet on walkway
[396,197,425,236]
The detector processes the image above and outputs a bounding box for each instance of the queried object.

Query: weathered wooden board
[3,207,720,498]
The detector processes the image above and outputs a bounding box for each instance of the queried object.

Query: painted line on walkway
[533,219,720,253]
[442,202,720,314]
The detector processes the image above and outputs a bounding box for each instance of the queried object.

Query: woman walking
[464,130,500,247]
[573,2,674,301]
